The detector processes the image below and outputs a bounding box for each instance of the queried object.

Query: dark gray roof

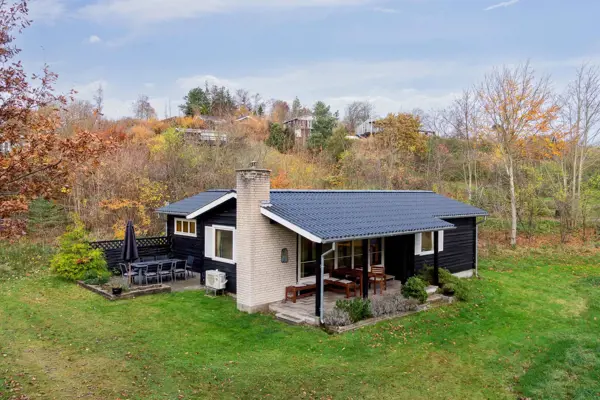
[156,190,232,216]
[156,189,487,242]
[266,190,487,242]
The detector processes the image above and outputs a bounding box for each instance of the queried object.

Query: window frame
[212,225,236,264]
[415,231,444,256]
[174,218,197,238]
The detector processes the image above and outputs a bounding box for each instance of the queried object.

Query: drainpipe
[319,243,336,324]
[475,216,487,278]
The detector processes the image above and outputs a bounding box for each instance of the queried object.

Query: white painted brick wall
[235,168,297,312]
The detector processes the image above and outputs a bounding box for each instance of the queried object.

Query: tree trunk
[508,157,518,247]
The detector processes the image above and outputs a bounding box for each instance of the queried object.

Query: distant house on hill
[284,115,314,145]
[355,118,383,137]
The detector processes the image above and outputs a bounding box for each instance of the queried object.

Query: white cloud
[373,7,399,14]
[484,0,520,11]
[78,0,376,23]
[72,80,109,98]
[176,59,490,116]
[28,0,66,23]
[88,35,102,44]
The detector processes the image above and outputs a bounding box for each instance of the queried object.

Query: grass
[1,243,600,399]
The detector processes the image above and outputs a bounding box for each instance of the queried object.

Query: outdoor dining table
[129,259,185,283]
[333,267,385,295]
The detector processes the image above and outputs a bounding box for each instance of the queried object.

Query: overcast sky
[19,0,600,118]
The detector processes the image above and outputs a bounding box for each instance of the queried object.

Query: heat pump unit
[205,269,227,290]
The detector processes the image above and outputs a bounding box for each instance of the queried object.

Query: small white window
[174,218,197,237]
[206,225,236,264]
[415,231,444,256]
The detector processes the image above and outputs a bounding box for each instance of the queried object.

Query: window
[174,218,197,237]
[205,225,235,264]
[370,238,383,266]
[298,237,333,280]
[415,231,444,256]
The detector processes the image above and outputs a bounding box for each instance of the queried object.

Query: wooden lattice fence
[90,236,171,270]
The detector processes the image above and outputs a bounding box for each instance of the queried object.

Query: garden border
[77,281,171,300]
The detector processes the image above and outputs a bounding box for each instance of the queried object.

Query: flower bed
[77,281,171,300]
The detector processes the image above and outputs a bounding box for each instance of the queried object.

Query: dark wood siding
[384,235,415,283]
[201,201,237,293]
[167,199,237,293]
[414,217,476,274]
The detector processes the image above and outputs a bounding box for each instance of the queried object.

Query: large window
[298,237,373,281]
[174,218,197,237]
[299,237,333,279]
[215,228,234,262]
[205,225,236,264]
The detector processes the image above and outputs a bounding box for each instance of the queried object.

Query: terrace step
[425,285,439,295]
[275,312,306,325]
[427,293,445,304]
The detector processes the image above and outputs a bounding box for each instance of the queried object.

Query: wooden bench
[325,278,357,299]
[285,283,317,303]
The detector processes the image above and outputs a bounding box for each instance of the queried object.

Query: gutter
[474,216,488,278]
[319,244,336,324]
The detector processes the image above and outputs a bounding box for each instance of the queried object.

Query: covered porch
[270,280,404,325]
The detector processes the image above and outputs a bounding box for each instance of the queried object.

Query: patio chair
[158,261,173,283]
[172,260,187,281]
[143,263,160,285]
[118,263,138,285]
[369,265,386,294]
[185,256,195,278]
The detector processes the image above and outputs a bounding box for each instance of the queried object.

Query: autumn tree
[478,63,559,246]
[374,112,427,156]
[132,94,156,120]
[344,101,375,134]
[270,100,289,124]
[0,0,109,237]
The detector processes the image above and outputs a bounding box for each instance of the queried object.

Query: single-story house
[157,164,487,316]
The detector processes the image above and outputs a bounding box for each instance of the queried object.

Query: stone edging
[77,281,171,300]
[324,295,454,334]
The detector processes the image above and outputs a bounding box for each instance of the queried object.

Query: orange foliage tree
[478,62,559,246]
[0,1,110,238]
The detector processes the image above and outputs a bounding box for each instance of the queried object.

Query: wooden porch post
[315,243,323,317]
[362,239,369,298]
[433,231,440,286]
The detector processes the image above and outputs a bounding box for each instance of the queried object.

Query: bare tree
[132,94,156,120]
[343,101,375,133]
[554,64,600,240]
[478,63,559,246]
[93,84,104,118]
[447,89,481,202]
[235,89,251,111]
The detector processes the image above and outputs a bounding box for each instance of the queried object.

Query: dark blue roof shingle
[156,190,232,216]
[266,190,487,242]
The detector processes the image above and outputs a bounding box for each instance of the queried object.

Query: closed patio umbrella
[121,220,139,284]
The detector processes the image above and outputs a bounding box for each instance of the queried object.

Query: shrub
[50,220,109,281]
[371,294,420,317]
[401,277,428,303]
[82,269,111,285]
[418,266,472,302]
[335,298,372,323]
[441,283,456,296]
[323,308,352,327]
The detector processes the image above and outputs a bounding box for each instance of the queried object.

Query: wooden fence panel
[90,236,171,270]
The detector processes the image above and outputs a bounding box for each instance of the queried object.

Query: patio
[270,280,404,325]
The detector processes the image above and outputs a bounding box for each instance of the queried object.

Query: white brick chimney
[235,162,297,313]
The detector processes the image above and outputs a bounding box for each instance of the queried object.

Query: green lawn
[1,244,599,400]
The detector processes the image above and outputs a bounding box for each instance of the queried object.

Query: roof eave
[185,192,237,219]
[320,225,457,244]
